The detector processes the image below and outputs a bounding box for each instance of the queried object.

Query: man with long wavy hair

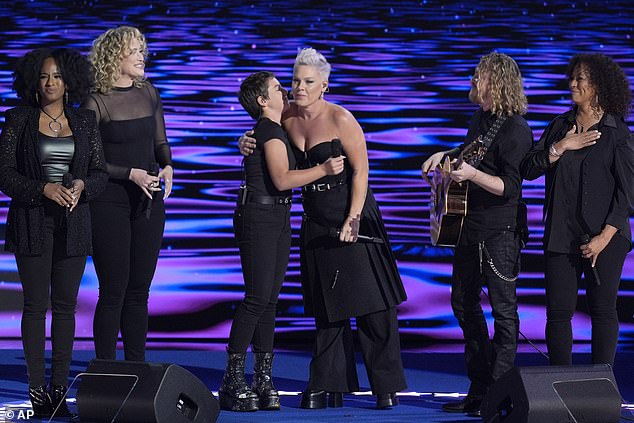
[422,52,532,416]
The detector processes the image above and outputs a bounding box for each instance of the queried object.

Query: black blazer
[0,106,108,256]
[520,109,634,244]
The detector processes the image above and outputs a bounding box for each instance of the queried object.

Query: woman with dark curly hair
[84,26,173,362]
[0,48,107,417]
[521,53,634,366]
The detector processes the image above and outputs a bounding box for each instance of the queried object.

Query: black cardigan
[520,109,634,246]
[0,106,108,256]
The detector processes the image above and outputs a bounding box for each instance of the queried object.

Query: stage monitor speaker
[482,364,621,423]
[76,359,220,423]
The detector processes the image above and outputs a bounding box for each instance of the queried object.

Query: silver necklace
[40,108,64,133]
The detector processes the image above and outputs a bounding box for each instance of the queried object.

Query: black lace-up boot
[251,352,280,410]
[218,350,259,411]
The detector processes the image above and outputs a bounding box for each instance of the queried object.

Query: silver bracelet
[549,143,562,157]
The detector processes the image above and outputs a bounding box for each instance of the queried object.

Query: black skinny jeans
[16,202,86,386]
[451,230,521,397]
[91,181,165,361]
[545,234,630,366]
[228,201,291,353]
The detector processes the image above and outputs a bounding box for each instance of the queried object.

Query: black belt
[247,193,292,205]
[302,180,345,193]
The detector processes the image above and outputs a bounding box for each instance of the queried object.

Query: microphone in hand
[146,163,160,219]
[328,227,384,244]
[148,163,160,189]
[331,139,342,158]
[580,234,601,286]
[62,173,73,216]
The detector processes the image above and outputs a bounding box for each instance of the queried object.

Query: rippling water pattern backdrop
[0,0,633,347]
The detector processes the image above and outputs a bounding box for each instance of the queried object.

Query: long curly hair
[12,48,93,107]
[566,53,631,118]
[90,26,147,94]
[477,52,528,117]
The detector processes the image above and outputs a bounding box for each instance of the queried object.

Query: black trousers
[227,202,291,353]
[307,307,407,394]
[16,203,86,386]
[91,182,165,361]
[451,230,521,397]
[545,234,630,366]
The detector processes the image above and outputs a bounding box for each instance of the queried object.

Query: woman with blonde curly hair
[521,53,634,367]
[422,52,533,416]
[84,25,173,361]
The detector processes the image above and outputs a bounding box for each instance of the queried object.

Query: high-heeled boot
[28,385,52,417]
[251,352,280,410]
[49,385,74,417]
[218,350,259,411]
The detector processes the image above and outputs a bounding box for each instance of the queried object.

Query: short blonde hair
[90,26,147,94]
[478,52,527,116]
[294,48,331,80]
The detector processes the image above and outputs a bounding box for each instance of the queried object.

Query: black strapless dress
[299,140,407,322]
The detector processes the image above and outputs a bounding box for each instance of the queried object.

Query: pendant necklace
[40,108,64,133]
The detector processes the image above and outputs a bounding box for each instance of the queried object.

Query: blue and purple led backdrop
[0,0,633,346]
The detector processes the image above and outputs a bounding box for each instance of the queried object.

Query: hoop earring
[64,91,69,105]
[35,91,40,105]
[320,86,329,99]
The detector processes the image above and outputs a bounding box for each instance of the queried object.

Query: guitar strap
[468,115,508,169]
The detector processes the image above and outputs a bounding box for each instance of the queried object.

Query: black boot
[300,390,343,409]
[218,351,259,412]
[251,352,280,410]
[376,392,399,409]
[28,385,52,418]
[49,385,75,418]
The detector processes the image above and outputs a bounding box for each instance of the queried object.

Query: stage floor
[1,345,633,422]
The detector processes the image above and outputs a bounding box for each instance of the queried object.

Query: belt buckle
[316,183,329,192]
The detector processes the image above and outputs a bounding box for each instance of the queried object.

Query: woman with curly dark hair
[0,48,107,417]
[521,53,634,366]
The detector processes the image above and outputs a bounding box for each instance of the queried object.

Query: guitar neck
[453,152,465,170]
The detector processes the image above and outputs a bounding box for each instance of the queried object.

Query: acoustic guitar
[424,137,488,246]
